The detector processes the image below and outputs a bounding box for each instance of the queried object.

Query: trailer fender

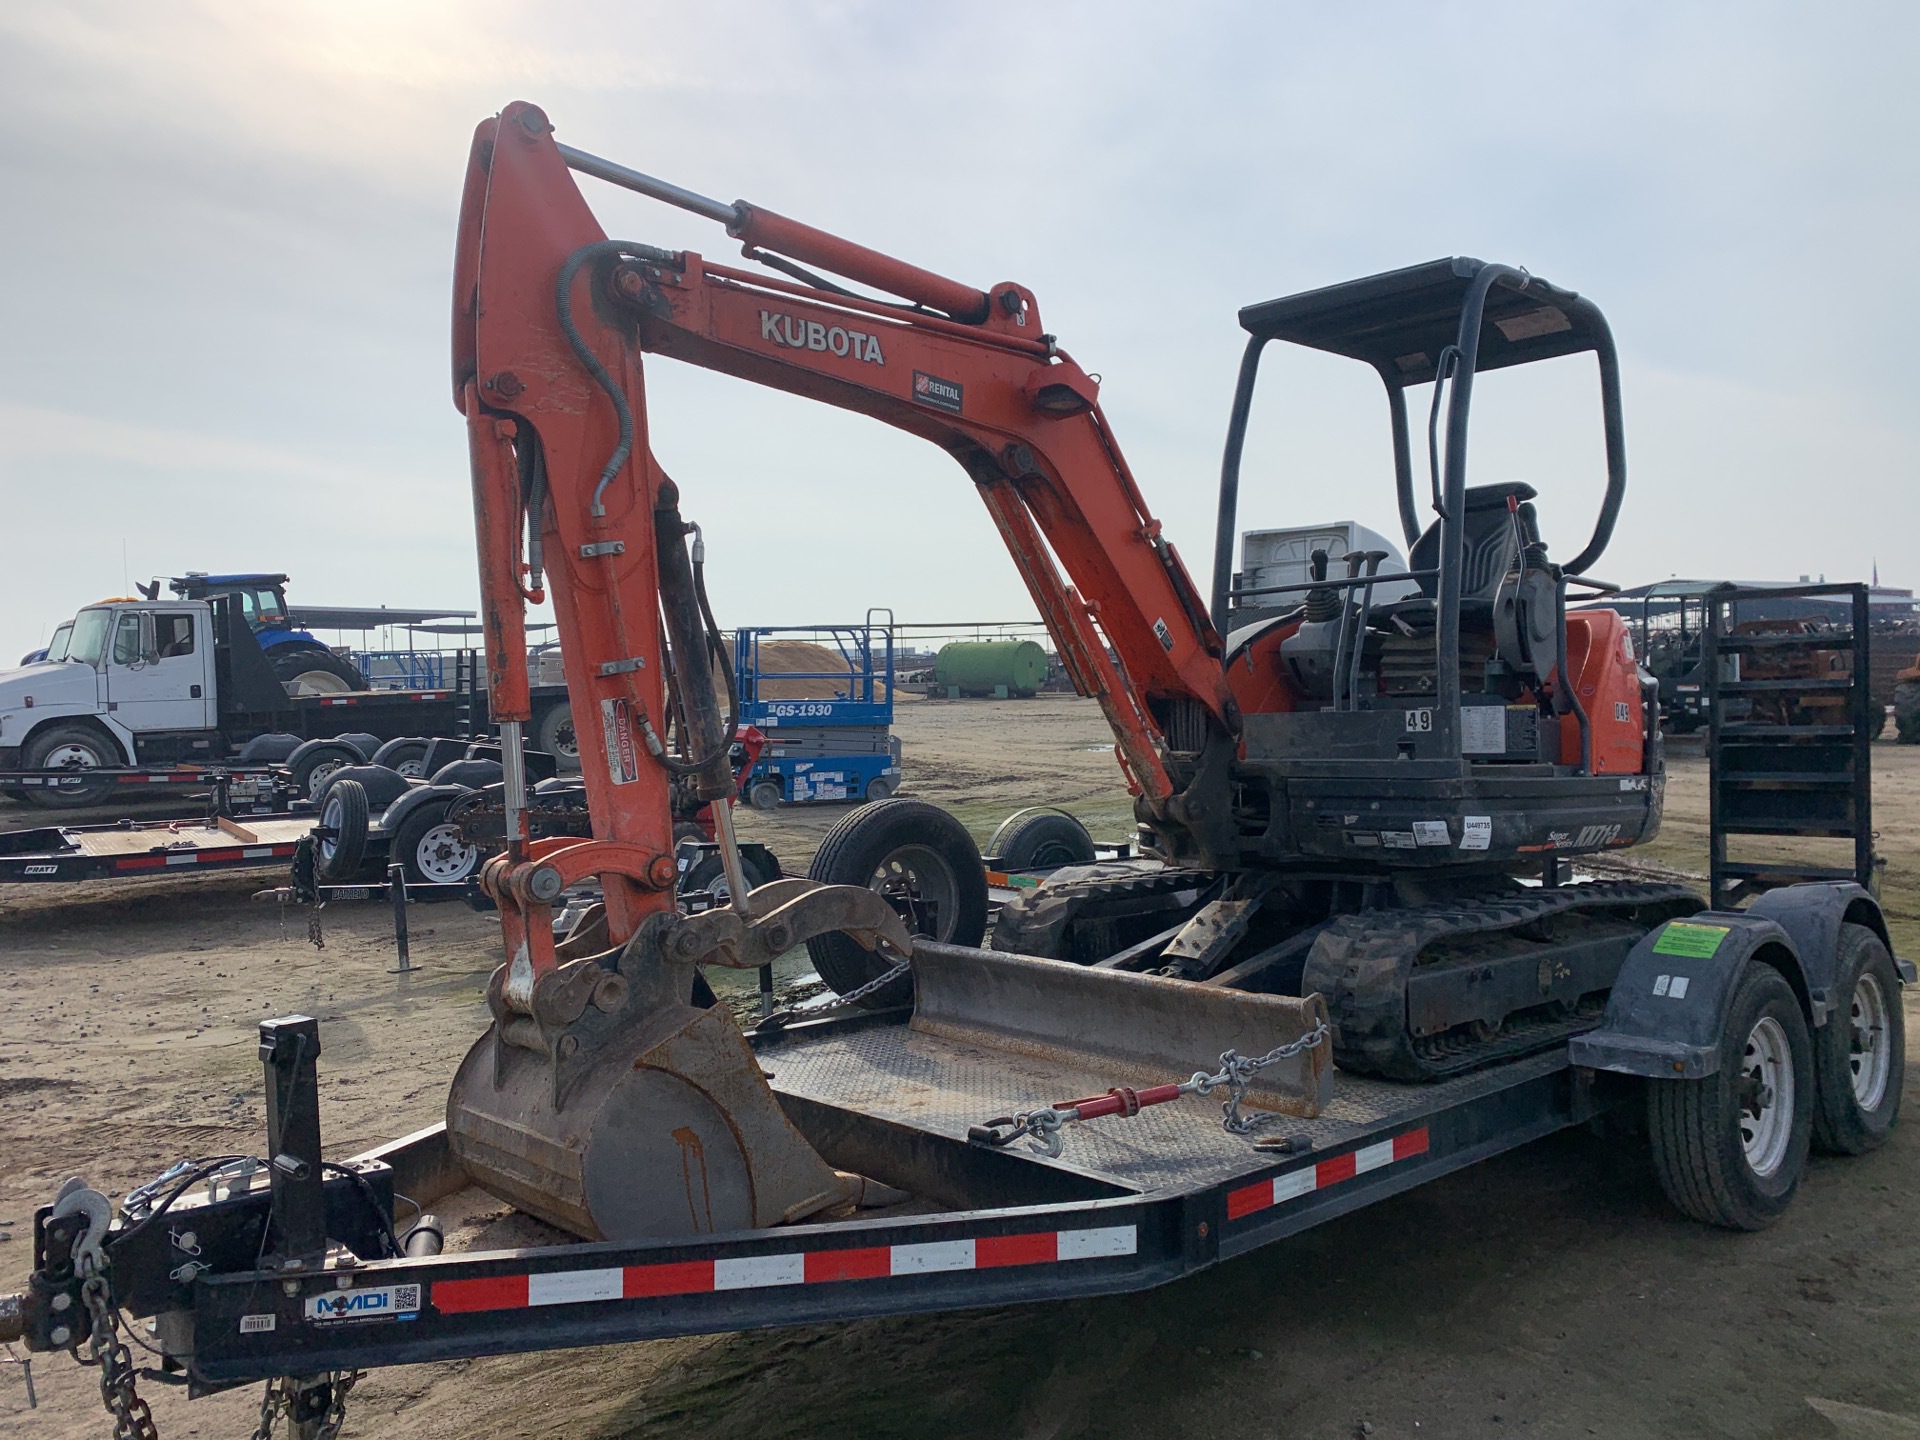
[1743,883,1914,1004]
[377,782,473,835]
[1569,913,1806,1080]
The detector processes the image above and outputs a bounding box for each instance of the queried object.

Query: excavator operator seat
[1407,481,1536,602]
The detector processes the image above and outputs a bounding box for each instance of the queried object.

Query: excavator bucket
[909,941,1334,1116]
[447,882,920,1243]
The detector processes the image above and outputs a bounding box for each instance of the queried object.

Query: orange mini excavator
[444,102,1694,1242]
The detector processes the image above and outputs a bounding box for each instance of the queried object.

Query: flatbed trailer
[0,810,315,883]
[17,883,1909,1401]
[0,762,289,808]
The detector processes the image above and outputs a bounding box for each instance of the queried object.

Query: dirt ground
[4,695,1919,1439]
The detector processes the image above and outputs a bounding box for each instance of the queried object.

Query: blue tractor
[138,572,370,694]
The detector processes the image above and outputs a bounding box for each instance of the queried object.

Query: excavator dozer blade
[909,941,1333,1116]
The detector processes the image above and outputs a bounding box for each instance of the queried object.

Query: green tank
[933,640,1050,697]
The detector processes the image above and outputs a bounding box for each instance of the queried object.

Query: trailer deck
[131,1002,1596,1387]
[0,812,314,882]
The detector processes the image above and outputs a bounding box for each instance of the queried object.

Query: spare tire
[312,764,413,816]
[988,809,1096,871]
[316,779,370,882]
[805,799,987,1003]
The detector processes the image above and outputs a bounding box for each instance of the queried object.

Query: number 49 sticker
[1404,708,1433,733]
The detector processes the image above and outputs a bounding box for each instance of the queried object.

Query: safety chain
[289,837,325,949]
[76,1267,159,1440]
[251,1369,361,1440]
[972,1021,1332,1157]
[754,944,910,1034]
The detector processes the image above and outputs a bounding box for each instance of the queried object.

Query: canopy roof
[1238,257,1605,386]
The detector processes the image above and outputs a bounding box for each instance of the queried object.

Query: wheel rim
[550,720,579,760]
[44,742,101,770]
[285,670,353,695]
[394,758,426,779]
[305,760,348,797]
[1739,1015,1795,1178]
[415,822,479,883]
[1848,971,1892,1112]
[869,843,961,942]
[318,795,343,862]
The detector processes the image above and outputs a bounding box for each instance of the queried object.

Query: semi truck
[0,593,568,808]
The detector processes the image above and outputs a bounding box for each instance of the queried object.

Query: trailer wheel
[391,799,482,886]
[369,737,431,778]
[316,779,370,882]
[989,809,1097,870]
[748,780,783,811]
[1812,924,1905,1155]
[1647,963,1813,1230]
[806,799,987,1003]
[678,846,780,906]
[535,702,580,772]
[20,724,120,808]
[286,740,363,800]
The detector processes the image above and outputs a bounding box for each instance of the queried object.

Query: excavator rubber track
[1302,880,1704,1081]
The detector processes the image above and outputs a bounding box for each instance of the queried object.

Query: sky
[1,1,1915,663]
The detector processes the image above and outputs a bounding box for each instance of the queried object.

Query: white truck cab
[0,600,219,768]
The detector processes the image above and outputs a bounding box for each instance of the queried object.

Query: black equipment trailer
[8,883,1909,1415]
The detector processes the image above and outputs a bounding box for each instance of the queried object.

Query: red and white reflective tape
[432,1225,1137,1315]
[1226,1128,1429,1221]
[116,844,299,872]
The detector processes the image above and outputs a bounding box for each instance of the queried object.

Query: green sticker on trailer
[1652,922,1730,959]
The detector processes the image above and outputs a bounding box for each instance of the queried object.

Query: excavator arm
[452,102,1239,909]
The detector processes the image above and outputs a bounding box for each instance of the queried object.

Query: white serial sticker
[1412,821,1450,847]
[1460,815,1492,851]
[239,1313,276,1334]
[1460,706,1506,754]
[1381,831,1417,849]
[305,1283,422,1326]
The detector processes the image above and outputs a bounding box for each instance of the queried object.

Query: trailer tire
[678,846,781,906]
[535,703,580,773]
[286,740,364,800]
[989,809,1097,870]
[748,780,783,811]
[20,724,122,808]
[1647,962,1813,1231]
[391,798,482,886]
[369,737,432,778]
[316,779,370,882]
[269,645,368,695]
[312,764,413,816]
[806,799,987,1004]
[1811,924,1905,1155]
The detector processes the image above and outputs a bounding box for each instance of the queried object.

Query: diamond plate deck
[766,1021,1569,1196]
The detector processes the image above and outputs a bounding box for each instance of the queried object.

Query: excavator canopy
[1237,256,1610,386]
